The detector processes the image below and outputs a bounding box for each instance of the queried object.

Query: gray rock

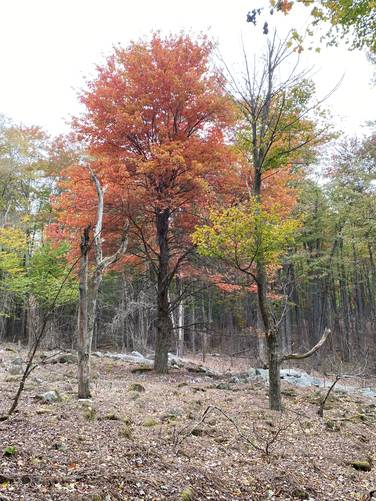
[105,352,153,365]
[280,369,302,378]
[168,353,185,368]
[78,399,93,406]
[35,390,62,403]
[247,368,257,378]
[216,382,232,390]
[8,364,23,375]
[229,376,241,384]
[131,351,144,358]
[255,368,269,380]
[360,388,376,398]
[161,407,183,421]
[92,351,103,358]
[57,353,77,364]
[11,357,23,366]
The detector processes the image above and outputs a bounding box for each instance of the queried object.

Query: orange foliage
[51,34,238,271]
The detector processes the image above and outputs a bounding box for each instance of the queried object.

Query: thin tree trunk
[201,294,207,363]
[77,226,91,399]
[191,299,196,355]
[176,277,184,357]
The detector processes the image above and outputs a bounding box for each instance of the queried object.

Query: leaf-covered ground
[1,347,376,500]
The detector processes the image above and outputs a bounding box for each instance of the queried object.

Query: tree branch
[280,327,331,363]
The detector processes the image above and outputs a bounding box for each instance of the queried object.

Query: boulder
[8,365,23,376]
[11,357,23,366]
[168,353,185,368]
[360,388,376,398]
[351,460,372,472]
[130,351,144,358]
[255,368,269,380]
[161,407,183,422]
[47,353,77,364]
[35,390,62,404]
[216,382,232,390]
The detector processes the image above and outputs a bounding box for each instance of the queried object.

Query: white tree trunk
[176,279,184,357]
[77,167,128,399]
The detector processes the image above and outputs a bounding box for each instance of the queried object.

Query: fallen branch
[173,404,298,459]
[280,328,331,363]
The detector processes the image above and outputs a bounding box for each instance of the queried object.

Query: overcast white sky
[0,0,374,136]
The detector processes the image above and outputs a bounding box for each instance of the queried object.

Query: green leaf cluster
[0,234,77,308]
[193,200,300,272]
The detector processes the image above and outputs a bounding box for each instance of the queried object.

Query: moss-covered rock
[180,486,194,500]
[351,460,372,471]
[128,383,145,393]
[324,419,341,432]
[143,416,158,427]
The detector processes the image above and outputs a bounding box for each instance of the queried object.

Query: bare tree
[77,168,128,399]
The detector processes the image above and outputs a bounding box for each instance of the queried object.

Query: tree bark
[176,277,184,357]
[266,331,282,411]
[154,208,171,373]
[256,259,282,411]
[78,225,91,399]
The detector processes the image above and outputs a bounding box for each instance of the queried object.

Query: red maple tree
[54,33,238,372]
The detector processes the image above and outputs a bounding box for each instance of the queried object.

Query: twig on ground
[173,404,298,459]
[317,375,341,418]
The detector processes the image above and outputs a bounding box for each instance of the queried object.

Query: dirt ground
[1,346,376,500]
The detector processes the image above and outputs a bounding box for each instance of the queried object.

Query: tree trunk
[154,208,170,373]
[256,302,267,365]
[256,258,282,411]
[191,299,196,355]
[267,331,281,411]
[176,278,184,357]
[78,226,91,399]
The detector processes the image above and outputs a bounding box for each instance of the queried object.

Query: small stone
[128,383,145,393]
[102,412,121,421]
[180,486,194,501]
[191,427,207,436]
[216,382,231,390]
[325,419,341,432]
[53,442,68,452]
